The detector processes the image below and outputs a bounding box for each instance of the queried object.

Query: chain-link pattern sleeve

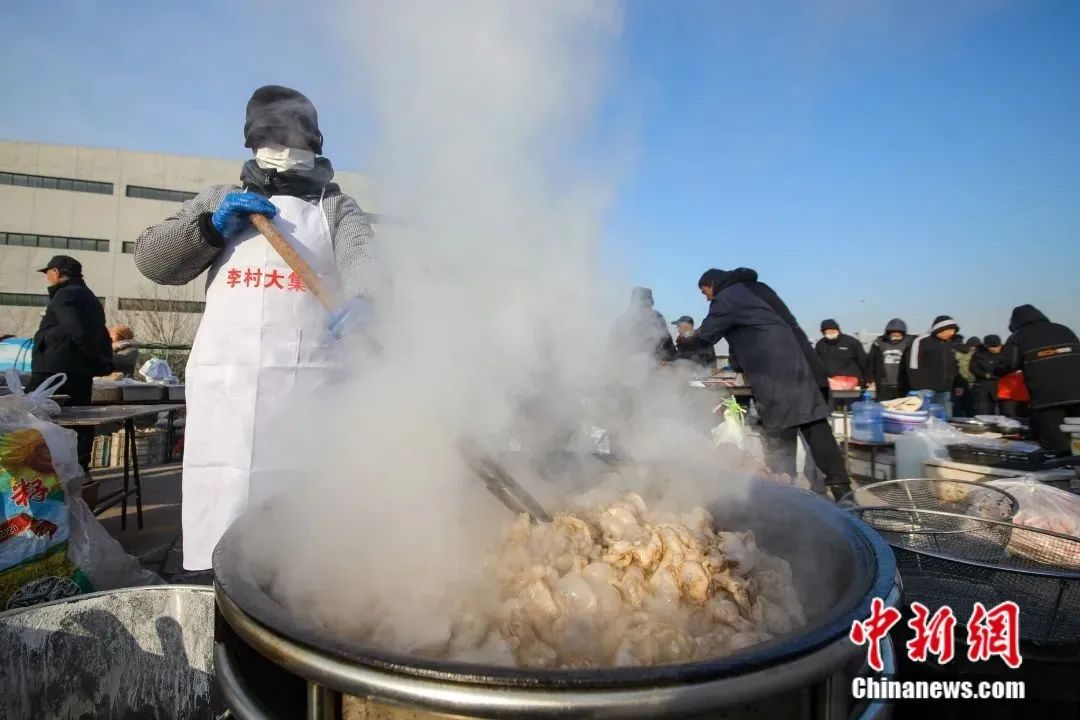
[133,184,235,286]
[325,193,378,299]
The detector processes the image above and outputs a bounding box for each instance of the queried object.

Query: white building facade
[0,140,375,341]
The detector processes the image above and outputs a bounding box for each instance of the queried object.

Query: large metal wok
[213,480,897,719]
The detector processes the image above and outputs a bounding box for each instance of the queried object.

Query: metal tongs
[461,442,552,523]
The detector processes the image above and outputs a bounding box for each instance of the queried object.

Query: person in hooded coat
[694,268,849,500]
[134,85,378,572]
[610,287,678,364]
[814,319,868,387]
[970,334,1008,416]
[902,315,962,414]
[997,305,1080,453]
[865,319,913,401]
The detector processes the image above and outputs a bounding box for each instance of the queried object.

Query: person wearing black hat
[695,268,850,500]
[814,319,868,394]
[997,305,1080,453]
[671,315,717,370]
[901,315,962,415]
[970,335,1008,416]
[28,255,112,471]
[133,85,379,572]
[865,319,913,401]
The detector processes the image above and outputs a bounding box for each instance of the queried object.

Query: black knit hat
[984,334,1003,347]
[966,336,981,348]
[930,315,959,335]
[244,85,323,154]
[820,318,840,332]
[884,318,907,334]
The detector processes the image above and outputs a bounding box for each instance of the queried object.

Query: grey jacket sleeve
[326,194,377,299]
[133,184,234,286]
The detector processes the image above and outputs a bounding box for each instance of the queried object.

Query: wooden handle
[250,213,338,312]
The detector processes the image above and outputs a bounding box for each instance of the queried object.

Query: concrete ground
[93,462,210,584]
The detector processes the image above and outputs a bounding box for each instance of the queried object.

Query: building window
[125,185,198,203]
[0,171,113,195]
[0,232,110,252]
[122,241,136,254]
[0,293,51,308]
[118,297,205,313]
[0,293,104,307]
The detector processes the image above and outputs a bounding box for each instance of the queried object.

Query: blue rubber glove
[210,192,278,238]
[328,296,375,341]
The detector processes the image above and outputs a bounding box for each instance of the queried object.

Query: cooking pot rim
[213,481,895,689]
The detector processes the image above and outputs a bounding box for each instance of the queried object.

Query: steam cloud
[242,0,756,654]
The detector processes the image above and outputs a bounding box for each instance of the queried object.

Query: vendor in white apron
[133,86,378,570]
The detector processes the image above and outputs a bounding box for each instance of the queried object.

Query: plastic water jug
[851,390,885,443]
[927,403,947,422]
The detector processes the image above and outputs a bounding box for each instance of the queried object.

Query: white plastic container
[1060,423,1080,456]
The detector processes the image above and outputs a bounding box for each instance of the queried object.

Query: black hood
[1009,304,1048,333]
[884,318,907,334]
[698,267,758,295]
[244,85,323,154]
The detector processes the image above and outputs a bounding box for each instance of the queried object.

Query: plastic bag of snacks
[0,372,159,609]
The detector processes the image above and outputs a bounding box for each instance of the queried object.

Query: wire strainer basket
[847,506,1080,647]
[840,479,1019,551]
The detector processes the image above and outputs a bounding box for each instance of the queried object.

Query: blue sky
[3,1,1078,339]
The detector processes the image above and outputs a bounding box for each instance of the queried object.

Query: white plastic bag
[712,396,747,449]
[139,357,177,383]
[2,369,63,420]
[986,478,1080,568]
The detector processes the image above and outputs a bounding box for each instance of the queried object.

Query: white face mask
[824,331,839,340]
[254,142,316,172]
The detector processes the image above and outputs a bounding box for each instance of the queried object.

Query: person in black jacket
[814,320,867,415]
[970,334,1008,416]
[902,315,962,415]
[865,319,913,401]
[610,287,677,364]
[696,268,849,500]
[671,316,717,371]
[997,305,1080,453]
[28,255,112,471]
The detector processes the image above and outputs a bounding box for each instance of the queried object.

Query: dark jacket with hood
[696,268,829,432]
[610,288,678,364]
[32,278,112,377]
[902,316,961,393]
[970,346,1009,392]
[866,319,913,390]
[999,305,1080,409]
[675,332,718,369]
[815,333,868,383]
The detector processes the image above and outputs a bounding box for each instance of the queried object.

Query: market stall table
[54,404,185,531]
[845,437,896,483]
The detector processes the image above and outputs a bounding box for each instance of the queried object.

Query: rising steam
[241,0,753,653]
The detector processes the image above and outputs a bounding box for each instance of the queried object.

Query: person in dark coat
[671,316,717,371]
[865,319,913,401]
[610,287,677,364]
[951,336,980,418]
[815,319,868,386]
[997,305,1080,453]
[902,315,962,414]
[28,255,112,471]
[970,334,1008,416]
[695,268,849,500]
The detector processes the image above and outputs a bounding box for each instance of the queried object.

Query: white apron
[181,195,343,570]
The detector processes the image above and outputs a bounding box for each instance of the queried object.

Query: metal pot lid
[213,481,895,689]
